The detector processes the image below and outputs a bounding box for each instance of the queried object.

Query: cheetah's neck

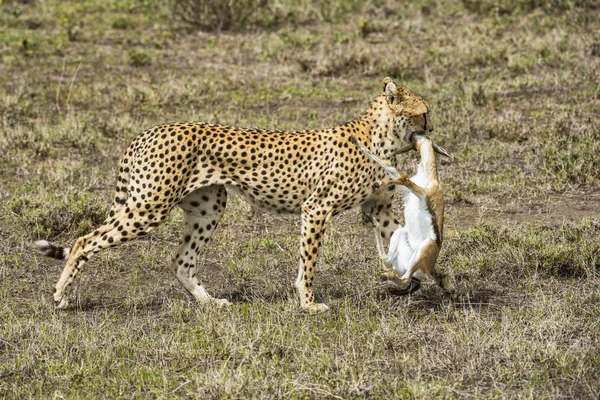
[361,95,405,161]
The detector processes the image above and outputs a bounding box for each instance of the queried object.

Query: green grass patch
[7,189,107,240]
[446,219,600,280]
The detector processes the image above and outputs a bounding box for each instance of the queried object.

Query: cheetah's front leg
[295,206,331,314]
[362,185,400,240]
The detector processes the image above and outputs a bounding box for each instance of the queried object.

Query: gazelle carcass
[350,134,455,295]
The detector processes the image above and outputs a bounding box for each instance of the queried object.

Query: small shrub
[111,16,135,30]
[170,0,270,32]
[592,42,600,57]
[357,16,382,38]
[541,119,600,188]
[315,0,363,23]
[128,49,152,67]
[462,0,576,16]
[66,20,83,42]
[301,50,373,77]
[24,17,44,30]
[259,239,278,249]
[472,85,488,107]
[18,38,39,57]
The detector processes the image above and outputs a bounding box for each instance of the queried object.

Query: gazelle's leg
[349,136,401,179]
[396,238,455,294]
[392,238,438,290]
[375,175,428,197]
[379,228,423,295]
[430,264,455,294]
[386,227,412,274]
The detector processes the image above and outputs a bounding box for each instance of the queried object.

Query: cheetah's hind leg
[47,205,167,308]
[171,185,230,307]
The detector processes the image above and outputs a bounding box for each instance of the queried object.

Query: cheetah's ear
[382,77,394,92]
[382,77,401,105]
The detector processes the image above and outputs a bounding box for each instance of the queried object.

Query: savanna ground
[1,0,599,398]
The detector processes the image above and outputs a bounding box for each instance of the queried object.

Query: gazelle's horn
[432,143,453,160]
[396,143,414,154]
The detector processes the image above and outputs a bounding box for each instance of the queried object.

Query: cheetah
[36,77,436,313]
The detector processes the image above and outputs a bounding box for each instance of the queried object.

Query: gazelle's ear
[382,77,401,105]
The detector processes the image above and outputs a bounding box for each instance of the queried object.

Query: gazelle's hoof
[444,286,457,300]
[303,303,330,314]
[387,277,421,296]
[440,276,455,296]
[379,270,396,281]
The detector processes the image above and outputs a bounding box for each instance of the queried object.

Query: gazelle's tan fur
[351,135,455,295]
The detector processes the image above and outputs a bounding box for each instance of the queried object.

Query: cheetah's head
[381,77,434,144]
[378,77,450,158]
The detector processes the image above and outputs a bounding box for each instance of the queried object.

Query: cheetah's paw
[213,298,231,307]
[54,296,69,309]
[303,303,330,314]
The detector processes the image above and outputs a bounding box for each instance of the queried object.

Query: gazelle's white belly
[401,173,436,249]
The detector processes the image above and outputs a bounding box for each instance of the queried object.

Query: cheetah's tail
[35,240,71,260]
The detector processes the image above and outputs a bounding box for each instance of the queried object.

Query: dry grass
[0,0,599,398]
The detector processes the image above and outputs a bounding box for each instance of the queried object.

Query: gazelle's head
[397,133,453,160]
